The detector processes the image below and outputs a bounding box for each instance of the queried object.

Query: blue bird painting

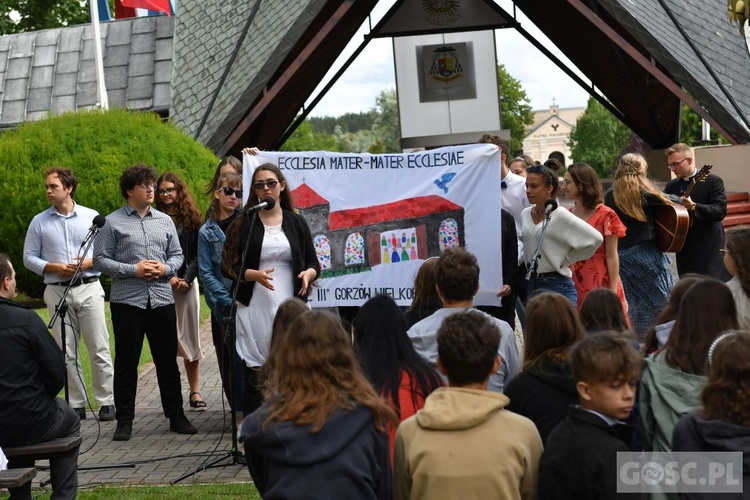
[434,172,457,194]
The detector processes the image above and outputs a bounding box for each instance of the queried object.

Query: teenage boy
[395,310,542,500]
[539,332,641,499]
[23,167,115,421]
[407,247,520,393]
[94,164,196,441]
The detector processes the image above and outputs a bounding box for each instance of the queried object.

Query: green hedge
[0,108,219,298]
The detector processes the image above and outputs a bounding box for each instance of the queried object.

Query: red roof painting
[291,183,328,208]
[328,195,461,231]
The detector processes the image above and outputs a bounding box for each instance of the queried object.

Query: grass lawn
[1,483,260,499]
[29,294,211,408]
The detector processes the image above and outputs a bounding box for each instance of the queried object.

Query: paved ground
[31,320,253,494]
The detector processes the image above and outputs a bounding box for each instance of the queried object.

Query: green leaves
[568,97,631,177]
[497,64,534,155]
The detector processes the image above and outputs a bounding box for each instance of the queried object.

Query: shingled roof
[0,15,173,128]
[169,0,328,152]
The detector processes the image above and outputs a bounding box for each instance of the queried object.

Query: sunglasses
[219,187,243,198]
[252,180,279,191]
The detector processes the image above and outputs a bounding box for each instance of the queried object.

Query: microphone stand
[172,209,259,483]
[525,206,555,290]
[49,226,100,403]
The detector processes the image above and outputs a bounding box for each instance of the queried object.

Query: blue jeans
[528,272,577,307]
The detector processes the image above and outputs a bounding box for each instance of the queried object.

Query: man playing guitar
[664,143,730,280]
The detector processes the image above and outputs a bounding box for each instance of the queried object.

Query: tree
[372,88,401,153]
[0,0,90,35]
[568,97,631,177]
[281,119,340,152]
[497,64,534,155]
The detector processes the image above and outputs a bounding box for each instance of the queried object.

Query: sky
[308,0,591,118]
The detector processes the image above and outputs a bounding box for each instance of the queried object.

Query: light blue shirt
[407,307,521,393]
[23,202,102,283]
[93,204,183,309]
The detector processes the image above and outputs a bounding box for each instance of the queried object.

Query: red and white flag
[119,0,172,16]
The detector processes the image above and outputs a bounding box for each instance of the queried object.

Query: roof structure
[0,16,173,128]
[291,183,328,209]
[328,195,461,230]
[512,0,750,147]
[1,0,749,152]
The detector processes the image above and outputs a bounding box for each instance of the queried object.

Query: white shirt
[521,206,603,277]
[501,171,531,265]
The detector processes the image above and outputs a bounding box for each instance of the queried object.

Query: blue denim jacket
[198,218,233,319]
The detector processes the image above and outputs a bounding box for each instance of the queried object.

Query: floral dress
[570,204,628,315]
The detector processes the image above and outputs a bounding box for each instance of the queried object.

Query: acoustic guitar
[653,164,713,253]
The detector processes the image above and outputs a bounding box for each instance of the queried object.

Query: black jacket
[175,223,199,283]
[0,297,66,447]
[241,404,392,500]
[230,209,320,306]
[664,174,729,280]
[672,411,750,499]
[504,357,578,444]
[539,406,635,499]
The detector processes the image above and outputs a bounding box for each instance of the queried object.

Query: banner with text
[243,144,502,307]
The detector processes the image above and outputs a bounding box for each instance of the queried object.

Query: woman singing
[222,163,319,415]
[521,164,602,306]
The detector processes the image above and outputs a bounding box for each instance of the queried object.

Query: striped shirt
[94,204,183,309]
[23,203,102,283]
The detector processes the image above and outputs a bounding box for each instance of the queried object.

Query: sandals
[189,392,207,411]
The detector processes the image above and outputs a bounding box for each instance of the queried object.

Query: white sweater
[521,206,603,278]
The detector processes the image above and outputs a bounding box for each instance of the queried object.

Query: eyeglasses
[138,183,157,191]
[252,180,279,191]
[720,248,730,255]
[667,158,688,170]
[220,187,243,198]
[158,187,176,196]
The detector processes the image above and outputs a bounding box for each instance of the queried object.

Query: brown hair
[435,248,479,302]
[119,163,156,200]
[437,310,500,386]
[726,228,750,297]
[205,155,242,196]
[567,163,603,209]
[523,292,584,370]
[612,153,673,221]
[526,164,559,197]
[44,167,78,198]
[407,257,440,313]
[701,331,750,425]
[155,172,203,232]
[206,173,242,221]
[259,298,311,390]
[571,331,642,384]
[642,275,704,354]
[478,134,510,162]
[664,278,739,375]
[221,163,295,279]
[579,288,629,334]
[262,310,397,432]
[0,253,12,283]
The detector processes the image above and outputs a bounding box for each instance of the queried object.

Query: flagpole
[89,0,109,110]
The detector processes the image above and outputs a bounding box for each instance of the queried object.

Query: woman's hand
[242,147,260,156]
[246,268,275,290]
[298,268,316,296]
[496,284,511,298]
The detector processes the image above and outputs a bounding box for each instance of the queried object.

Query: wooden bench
[2,436,81,461]
[0,467,37,490]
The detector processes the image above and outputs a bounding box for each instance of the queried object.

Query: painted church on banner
[292,183,465,278]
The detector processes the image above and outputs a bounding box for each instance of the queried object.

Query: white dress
[235,224,294,368]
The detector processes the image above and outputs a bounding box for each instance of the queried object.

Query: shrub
[0,108,218,298]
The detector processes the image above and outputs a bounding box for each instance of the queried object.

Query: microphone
[544,199,558,215]
[79,215,107,249]
[90,215,107,231]
[247,196,276,213]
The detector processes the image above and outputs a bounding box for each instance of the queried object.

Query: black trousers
[8,398,80,500]
[110,303,184,421]
[211,314,245,412]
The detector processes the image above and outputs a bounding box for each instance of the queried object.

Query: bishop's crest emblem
[429,46,464,83]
